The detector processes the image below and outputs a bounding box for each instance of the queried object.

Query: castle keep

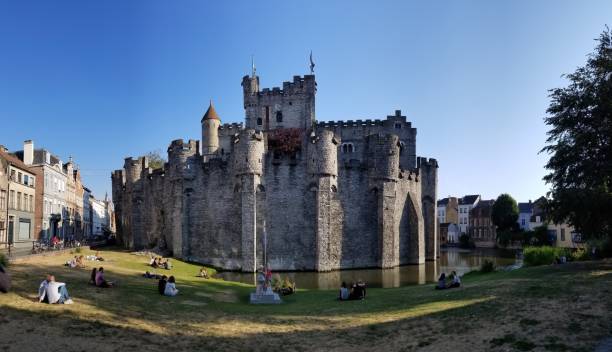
[112,71,439,272]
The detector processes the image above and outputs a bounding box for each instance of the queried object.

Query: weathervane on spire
[251,55,256,78]
[309,50,315,74]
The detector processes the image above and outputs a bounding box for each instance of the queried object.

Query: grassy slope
[0,248,611,352]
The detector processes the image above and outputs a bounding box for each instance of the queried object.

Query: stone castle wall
[112,73,438,272]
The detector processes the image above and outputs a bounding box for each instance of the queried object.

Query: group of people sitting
[338,281,367,300]
[157,275,179,296]
[38,274,73,304]
[150,256,172,270]
[90,267,114,288]
[65,255,86,269]
[435,271,461,290]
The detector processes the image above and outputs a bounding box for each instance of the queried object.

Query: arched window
[276,111,283,122]
[399,141,405,156]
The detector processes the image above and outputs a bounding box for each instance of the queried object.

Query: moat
[216,247,520,289]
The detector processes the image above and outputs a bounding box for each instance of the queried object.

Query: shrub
[570,248,589,261]
[523,246,570,266]
[0,253,8,267]
[74,247,82,254]
[480,260,495,273]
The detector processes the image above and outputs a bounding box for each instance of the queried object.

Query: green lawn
[1,248,611,352]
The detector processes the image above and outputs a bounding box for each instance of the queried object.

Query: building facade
[547,222,584,249]
[469,199,496,248]
[112,70,439,272]
[517,201,534,231]
[437,197,458,225]
[0,148,37,246]
[458,194,480,234]
[0,147,9,246]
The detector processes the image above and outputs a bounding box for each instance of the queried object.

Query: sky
[0,0,610,202]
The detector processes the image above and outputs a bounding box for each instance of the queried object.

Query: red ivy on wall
[267,128,304,154]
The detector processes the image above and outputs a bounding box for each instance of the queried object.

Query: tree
[491,194,519,232]
[145,150,166,169]
[541,28,612,240]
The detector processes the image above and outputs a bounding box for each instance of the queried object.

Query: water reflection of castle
[218,248,518,289]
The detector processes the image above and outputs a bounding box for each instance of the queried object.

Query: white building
[458,195,480,234]
[517,201,534,230]
[91,198,107,236]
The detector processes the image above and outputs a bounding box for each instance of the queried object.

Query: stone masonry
[112,69,439,272]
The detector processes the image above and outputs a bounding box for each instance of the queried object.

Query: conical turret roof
[201,100,220,122]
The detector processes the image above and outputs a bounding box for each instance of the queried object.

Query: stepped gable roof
[201,100,220,122]
[459,194,480,205]
[518,202,533,214]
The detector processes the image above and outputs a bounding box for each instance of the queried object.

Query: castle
[112,70,439,272]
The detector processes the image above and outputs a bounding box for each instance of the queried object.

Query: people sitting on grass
[448,271,461,288]
[158,275,168,295]
[39,275,73,304]
[338,281,350,301]
[164,276,179,296]
[163,259,172,270]
[199,267,209,279]
[435,273,447,290]
[95,251,105,261]
[0,264,10,293]
[349,281,367,300]
[76,255,85,268]
[272,275,296,296]
[65,256,77,268]
[151,257,159,268]
[89,268,97,285]
[95,267,114,288]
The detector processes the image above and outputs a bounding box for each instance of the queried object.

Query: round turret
[201,101,221,155]
[308,129,339,176]
[123,157,144,192]
[233,129,264,176]
[367,133,400,181]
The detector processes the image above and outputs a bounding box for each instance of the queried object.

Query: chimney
[24,140,34,165]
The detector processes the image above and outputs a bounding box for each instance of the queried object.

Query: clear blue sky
[0,1,609,202]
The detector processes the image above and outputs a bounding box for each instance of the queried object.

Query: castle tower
[242,73,316,131]
[308,130,341,271]
[233,129,265,272]
[367,133,402,268]
[166,139,199,257]
[201,100,221,158]
[418,157,439,261]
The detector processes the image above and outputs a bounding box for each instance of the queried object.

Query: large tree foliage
[491,193,519,232]
[542,28,612,239]
[145,150,166,169]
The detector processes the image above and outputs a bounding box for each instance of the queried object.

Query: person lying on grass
[95,267,114,288]
[39,275,73,304]
[164,276,179,297]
